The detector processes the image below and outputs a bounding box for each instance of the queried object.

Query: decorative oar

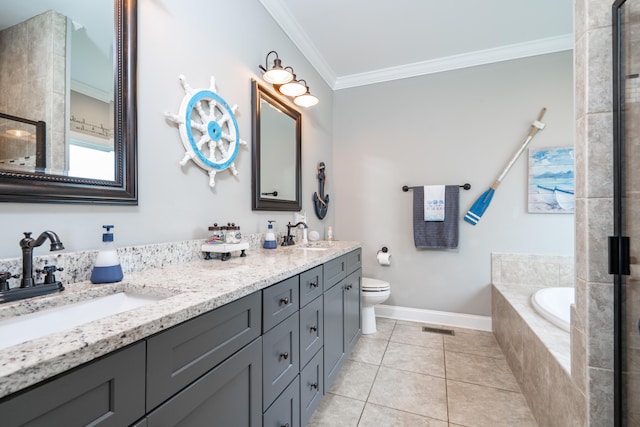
[313,162,329,219]
[464,108,547,225]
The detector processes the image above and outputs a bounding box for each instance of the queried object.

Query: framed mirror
[251,80,301,211]
[0,0,137,204]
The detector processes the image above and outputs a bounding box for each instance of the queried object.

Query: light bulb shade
[262,58,293,84]
[294,92,319,107]
[279,79,307,97]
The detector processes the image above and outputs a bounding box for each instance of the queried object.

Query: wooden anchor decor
[313,162,329,220]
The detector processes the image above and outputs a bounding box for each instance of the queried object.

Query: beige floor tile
[447,380,537,427]
[349,335,389,365]
[445,351,520,392]
[327,360,379,401]
[307,393,365,427]
[368,366,448,421]
[444,331,505,359]
[390,323,444,350]
[357,402,448,427]
[382,341,445,377]
[360,317,395,341]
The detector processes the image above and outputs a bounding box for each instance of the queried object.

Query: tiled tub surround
[0,236,360,399]
[492,253,587,426]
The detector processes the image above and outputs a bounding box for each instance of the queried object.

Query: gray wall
[0,0,334,259]
[333,51,574,316]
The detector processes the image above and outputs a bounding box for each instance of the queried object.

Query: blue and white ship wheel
[166,75,247,187]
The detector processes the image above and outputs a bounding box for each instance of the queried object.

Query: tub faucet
[282,222,307,246]
[20,231,65,288]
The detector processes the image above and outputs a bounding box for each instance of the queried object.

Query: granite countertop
[0,241,360,399]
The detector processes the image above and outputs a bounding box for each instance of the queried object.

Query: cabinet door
[323,255,346,291]
[344,270,362,355]
[263,312,300,409]
[263,376,300,427]
[299,265,323,308]
[323,279,345,391]
[146,338,262,427]
[263,276,299,332]
[299,295,323,368]
[146,292,261,410]
[300,349,323,427]
[0,342,145,427]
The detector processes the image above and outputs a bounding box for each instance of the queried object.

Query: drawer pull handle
[280,296,289,305]
[310,280,319,288]
[310,382,318,390]
[309,325,318,332]
[280,351,289,360]
[282,424,290,427]
[345,284,352,290]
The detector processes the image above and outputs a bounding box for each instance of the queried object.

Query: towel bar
[402,184,471,192]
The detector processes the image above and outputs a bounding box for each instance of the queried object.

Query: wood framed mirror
[0,0,137,204]
[251,80,301,211]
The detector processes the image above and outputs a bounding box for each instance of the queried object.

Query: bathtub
[530,287,575,332]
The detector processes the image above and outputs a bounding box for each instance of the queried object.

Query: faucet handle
[36,266,64,284]
[0,272,19,292]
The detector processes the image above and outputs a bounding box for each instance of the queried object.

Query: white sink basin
[0,292,164,350]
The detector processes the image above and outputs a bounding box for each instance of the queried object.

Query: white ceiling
[259,0,574,90]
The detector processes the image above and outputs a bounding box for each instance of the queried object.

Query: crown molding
[259,0,573,91]
[334,34,574,90]
[259,0,336,88]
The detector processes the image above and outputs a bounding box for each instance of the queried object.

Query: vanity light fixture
[259,51,319,107]
[259,51,293,85]
[294,81,319,107]
[278,68,307,97]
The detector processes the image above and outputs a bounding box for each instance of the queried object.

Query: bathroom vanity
[0,242,361,427]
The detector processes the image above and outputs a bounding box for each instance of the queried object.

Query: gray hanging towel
[413,185,459,249]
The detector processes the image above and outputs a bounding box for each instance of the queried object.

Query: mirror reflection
[252,80,301,211]
[0,0,114,180]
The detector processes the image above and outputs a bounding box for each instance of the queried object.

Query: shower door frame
[612,0,634,425]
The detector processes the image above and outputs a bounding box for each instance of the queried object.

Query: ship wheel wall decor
[166,75,247,187]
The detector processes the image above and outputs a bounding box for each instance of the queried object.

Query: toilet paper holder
[377,246,389,254]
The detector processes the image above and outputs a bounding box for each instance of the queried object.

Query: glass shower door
[612,1,640,425]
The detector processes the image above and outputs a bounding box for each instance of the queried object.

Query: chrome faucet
[20,231,65,287]
[282,222,307,246]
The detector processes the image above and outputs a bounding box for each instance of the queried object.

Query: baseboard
[375,304,492,332]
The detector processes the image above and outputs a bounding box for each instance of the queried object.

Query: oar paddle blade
[464,189,495,225]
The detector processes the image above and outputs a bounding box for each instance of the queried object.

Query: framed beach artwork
[528,147,575,213]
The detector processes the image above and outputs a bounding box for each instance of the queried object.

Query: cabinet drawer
[0,342,145,427]
[146,338,262,427]
[299,295,323,369]
[263,376,300,427]
[263,312,300,410]
[346,248,362,276]
[300,349,323,427]
[299,265,323,307]
[263,276,299,332]
[146,292,261,410]
[323,255,346,291]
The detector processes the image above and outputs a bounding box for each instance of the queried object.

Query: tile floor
[308,318,538,427]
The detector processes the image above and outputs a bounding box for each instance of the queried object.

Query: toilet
[361,277,391,334]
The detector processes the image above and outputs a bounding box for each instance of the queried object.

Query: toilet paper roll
[377,251,391,266]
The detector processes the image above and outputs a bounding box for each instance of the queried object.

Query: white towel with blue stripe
[423,185,445,221]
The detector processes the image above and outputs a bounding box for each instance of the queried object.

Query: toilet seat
[362,278,390,292]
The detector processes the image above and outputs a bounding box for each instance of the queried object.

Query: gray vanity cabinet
[299,265,322,307]
[263,276,299,332]
[323,250,362,391]
[262,311,300,409]
[146,292,261,411]
[263,375,300,427]
[300,349,323,426]
[299,295,323,368]
[145,338,262,427]
[323,255,346,291]
[0,342,146,427]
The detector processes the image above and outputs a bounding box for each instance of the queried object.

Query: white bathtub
[530,287,575,332]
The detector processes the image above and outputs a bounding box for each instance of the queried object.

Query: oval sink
[0,292,164,350]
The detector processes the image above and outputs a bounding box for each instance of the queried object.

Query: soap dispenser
[91,225,124,284]
[263,220,277,249]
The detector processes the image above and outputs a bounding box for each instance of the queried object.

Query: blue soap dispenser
[91,225,124,284]
[263,220,277,249]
